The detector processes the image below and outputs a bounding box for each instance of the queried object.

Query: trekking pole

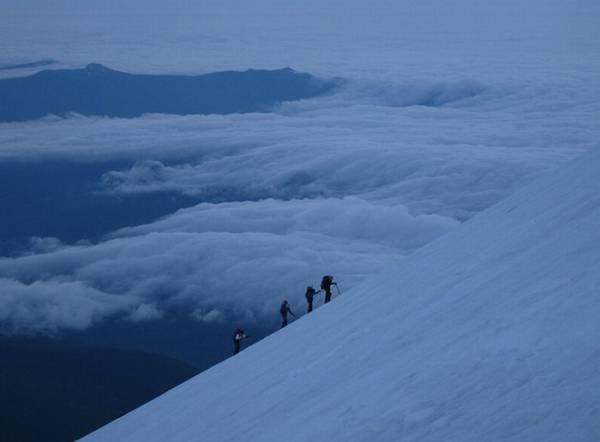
[335,284,341,295]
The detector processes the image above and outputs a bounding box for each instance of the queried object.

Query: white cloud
[0,0,599,336]
[113,197,458,252]
[128,303,164,322]
[0,278,136,335]
[0,77,597,334]
[0,228,401,334]
[191,309,225,325]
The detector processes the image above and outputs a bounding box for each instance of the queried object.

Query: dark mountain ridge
[0,63,339,121]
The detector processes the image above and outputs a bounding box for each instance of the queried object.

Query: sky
[2,0,599,79]
[0,0,599,335]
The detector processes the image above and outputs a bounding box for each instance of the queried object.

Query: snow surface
[80,148,600,441]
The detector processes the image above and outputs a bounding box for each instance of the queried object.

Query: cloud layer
[1,0,599,335]
[0,229,399,333]
[1,75,598,334]
[0,278,135,334]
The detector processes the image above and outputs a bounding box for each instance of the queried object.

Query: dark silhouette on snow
[233,328,249,355]
[305,286,321,313]
[0,63,340,122]
[320,275,337,303]
[280,300,295,328]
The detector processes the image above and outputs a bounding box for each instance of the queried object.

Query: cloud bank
[1,0,599,335]
[0,229,399,334]
[0,278,135,335]
[1,75,598,335]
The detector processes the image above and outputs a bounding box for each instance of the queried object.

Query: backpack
[321,275,333,290]
[305,286,315,299]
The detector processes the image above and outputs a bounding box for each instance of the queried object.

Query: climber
[280,300,296,328]
[320,275,338,303]
[305,286,321,313]
[233,327,249,355]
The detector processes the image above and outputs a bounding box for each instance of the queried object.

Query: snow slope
[81,149,600,441]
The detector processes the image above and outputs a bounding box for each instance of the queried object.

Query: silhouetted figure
[320,275,337,303]
[305,286,321,313]
[233,328,248,355]
[280,300,295,328]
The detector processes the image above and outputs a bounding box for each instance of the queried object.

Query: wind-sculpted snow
[80,147,600,442]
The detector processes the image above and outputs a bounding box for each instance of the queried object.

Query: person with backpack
[233,328,249,355]
[320,275,337,303]
[280,300,295,328]
[305,286,321,313]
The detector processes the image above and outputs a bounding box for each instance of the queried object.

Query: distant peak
[85,63,111,73]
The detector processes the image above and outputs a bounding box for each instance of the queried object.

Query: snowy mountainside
[81,148,600,441]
